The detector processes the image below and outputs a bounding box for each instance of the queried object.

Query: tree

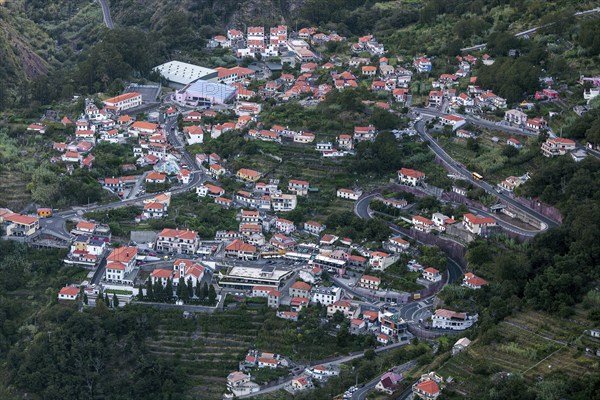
[187,278,194,299]
[83,293,88,305]
[104,293,110,307]
[165,279,173,300]
[137,284,144,300]
[146,279,154,300]
[177,277,185,299]
[195,280,202,299]
[200,282,209,301]
[207,285,217,304]
[112,294,119,308]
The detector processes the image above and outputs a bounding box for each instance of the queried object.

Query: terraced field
[437,310,598,397]
[0,169,31,210]
[145,310,266,400]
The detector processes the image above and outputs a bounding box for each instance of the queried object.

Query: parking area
[125,83,161,102]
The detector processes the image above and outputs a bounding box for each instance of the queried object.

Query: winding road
[460,7,600,52]
[98,0,114,29]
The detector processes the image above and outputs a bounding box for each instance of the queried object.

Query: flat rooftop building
[218,265,293,290]
[154,61,217,86]
[175,80,237,106]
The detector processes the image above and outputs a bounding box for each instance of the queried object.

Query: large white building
[431,309,478,330]
[311,286,342,306]
[155,228,199,254]
[103,92,143,112]
[218,265,293,290]
[154,61,217,85]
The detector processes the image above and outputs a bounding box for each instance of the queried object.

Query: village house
[387,236,410,253]
[224,240,258,260]
[431,309,478,330]
[155,228,199,254]
[353,125,378,142]
[398,168,426,186]
[452,337,471,356]
[412,215,434,233]
[369,251,396,271]
[58,286,79,301]
[237,168,261,182]
[311,286,342,306]
[376,371,403,395]
[142,202,166,220]
[291,376,314,391]
[541,137,576,157]
[270,233,296,250]
[104,246,137,283]
[440,114,466,130]
[2,213,40,237]
[382,198,408,209]
[504,109,527,125]
[358,275,381,290]
[462,272,488,289]
[525,117,548,131]
[196,183,225,198]
[428,90,443,107]
[268,291,281,308]
[271,193,297,212]
[412,373,442,400]
[507,138,523,149]
[289,281,312,298]
[462,213,496,236]
[304,221,325,236]
[288,179,310,196]
[326,300,359,319]
[145,171,167,184]
[422,267,442,283]
[103,92,142,112]
[275,218,295,234]
[226,371,259,398]
[337,188,362,200]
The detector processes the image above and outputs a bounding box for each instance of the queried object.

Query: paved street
[352,360,417,400]
[411,117,559,229]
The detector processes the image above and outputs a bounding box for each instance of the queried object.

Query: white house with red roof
[143,202,166,220]
[156,229,199,254]
[428,90,443,106]
[358,275,381,290]
[369,251,397,271]
[224,240,258,260]
[289,281,312,298]
[393,88,409,103]
[462,213,496,236]
[462,272,488,289]
[177,168,192,184]
[398,168,425,186]
[2,212,40,237]
[525,117,548,131]
[353,125,378,142]
[422,267,442,283]
[304,221,325,236]
[541,137,576,157]
[507,137,523,149]
[387,236,410,253]
[275,218,296,235]
[440,114,466,130]
[337,188,362,200]
[288,179,310,196]
[412,374,441,400]
[412,215,434,233]
[103,92,142,112]
[105,246,138,283]
[338,134,353,150]
[431,309,478,330]
[58,286,79,301]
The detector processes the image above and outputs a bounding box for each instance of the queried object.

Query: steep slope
[0,6,52,108]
